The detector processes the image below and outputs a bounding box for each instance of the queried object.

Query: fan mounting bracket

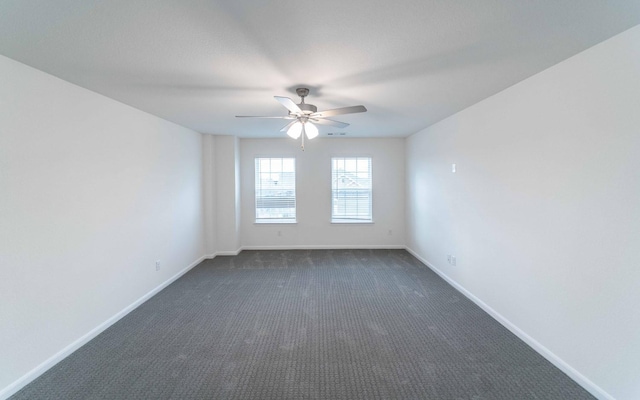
[296,87,310,99]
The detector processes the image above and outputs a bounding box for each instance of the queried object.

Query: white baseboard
[0,254,209,400]
[241,244,406,250]
[404,247,614,400]
[215,248,243,256]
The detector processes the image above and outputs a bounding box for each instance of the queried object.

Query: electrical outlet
[451,256,456,266]
[155,260,161,271]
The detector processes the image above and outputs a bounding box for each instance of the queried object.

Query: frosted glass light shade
[287,121,303,139]
[304,122,319,139]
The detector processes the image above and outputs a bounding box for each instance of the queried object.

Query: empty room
[1,1,639,399]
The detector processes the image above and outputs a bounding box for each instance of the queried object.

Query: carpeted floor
[11,249,594,399]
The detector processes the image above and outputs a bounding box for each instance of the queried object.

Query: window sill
[254,220,297,225]
[331,220,374,224]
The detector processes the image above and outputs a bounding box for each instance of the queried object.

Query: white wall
[202,134,217,256]
[240,138,405,248]
[406,26,640,400]
[0,56,206,395]
[215,135,241,254]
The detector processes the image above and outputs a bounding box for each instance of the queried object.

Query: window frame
[330,156,373,224]
[254,156,297,224]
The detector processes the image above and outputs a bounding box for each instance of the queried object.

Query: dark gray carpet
[11,250,594,399]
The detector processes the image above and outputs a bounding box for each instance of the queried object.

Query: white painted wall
[405,26,640,400]
[215,136,241,254]
[0,56,206,395]
[240,138,405,248]
[202,134,217,256]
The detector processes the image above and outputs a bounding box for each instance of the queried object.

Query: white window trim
[330,156,373,223]
[254,220,298,225]
[254,157,297,224]
[330,220,374,224]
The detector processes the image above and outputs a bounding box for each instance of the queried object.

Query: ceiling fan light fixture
[237,88,367,148]
[287,121,303,139]
[304,121,319,139]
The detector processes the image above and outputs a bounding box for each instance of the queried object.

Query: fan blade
[274,96,302,114]
[280,120,298,132]
[235,115,294,119]
[311,105,367,118]
[310,118,350,128]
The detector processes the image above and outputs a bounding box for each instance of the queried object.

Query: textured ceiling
[1,1,639,138]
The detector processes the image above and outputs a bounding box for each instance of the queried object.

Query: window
[332,157,372,222]
[255,157,296,223]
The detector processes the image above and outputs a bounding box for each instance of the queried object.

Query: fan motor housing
[297,103,317,114]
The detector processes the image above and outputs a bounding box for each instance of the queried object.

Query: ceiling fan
[236,88,367,149]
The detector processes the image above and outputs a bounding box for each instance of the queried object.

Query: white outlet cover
[452,163,456,173]
[451,256,456,266]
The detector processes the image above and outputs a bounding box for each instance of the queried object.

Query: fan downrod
[294,88,317,114]
[296,87,310,101]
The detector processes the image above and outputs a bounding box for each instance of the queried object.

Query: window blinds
[331,157,372,222]
[255,158,296,222]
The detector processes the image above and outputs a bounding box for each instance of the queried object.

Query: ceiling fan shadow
[92,69,272,95]
[125,82,272,95]
[326,42,519,88]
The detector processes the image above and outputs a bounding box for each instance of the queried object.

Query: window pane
[282,158,295,172]
[255,157,296,222]
[331,157,372,222]
[270,159,282,173]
